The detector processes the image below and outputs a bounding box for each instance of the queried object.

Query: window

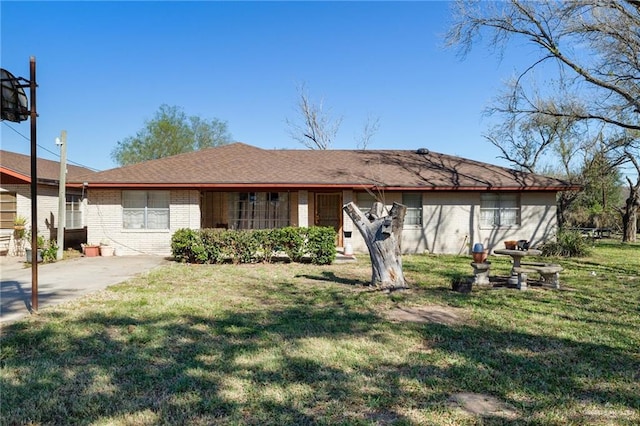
[0,192,17,229]
[356,192,378,215]
[402,193,422,226]
[66,194,83,229]
[480,193,520,227]
[123,191,170,229]
[228,192,289,229]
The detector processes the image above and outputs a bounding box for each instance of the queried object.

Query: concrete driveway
[1,255,169,324]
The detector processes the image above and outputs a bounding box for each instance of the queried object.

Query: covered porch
[200,190,348,247]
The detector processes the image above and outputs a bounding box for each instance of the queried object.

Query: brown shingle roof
[0,150,95,183]
[67,142,578,191]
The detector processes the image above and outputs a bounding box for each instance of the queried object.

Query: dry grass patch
[384,305,467,325]
[448,392,519,420]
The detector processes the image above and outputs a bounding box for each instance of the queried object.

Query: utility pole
[56,130,67,260]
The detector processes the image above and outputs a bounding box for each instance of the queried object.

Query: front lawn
[1,241,639,425]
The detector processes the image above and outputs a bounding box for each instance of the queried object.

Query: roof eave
[73,182,580,191]
[1,168,30,182]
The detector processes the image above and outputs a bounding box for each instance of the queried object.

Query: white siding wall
[347,191,558,255]
[86,189,200,256]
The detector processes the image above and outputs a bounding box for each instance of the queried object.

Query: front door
[315,193,342,246]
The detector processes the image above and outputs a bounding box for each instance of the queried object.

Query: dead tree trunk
[620,175,639,243]
[343,201,407,289]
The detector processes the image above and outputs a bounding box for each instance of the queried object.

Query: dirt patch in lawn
[384,305,466,326]
[448,392,519,420]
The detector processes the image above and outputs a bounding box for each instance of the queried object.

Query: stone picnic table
[493,248,543,286]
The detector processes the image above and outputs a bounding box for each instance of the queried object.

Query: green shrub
[540,229,592,257]
[200,229,225,263]
[41,239,58,263]
[251,229,274,263]
[229,230,259,264]
[271,227,306,262]
[305,226,337,265]
[171,227,336,265]
[171,228,201,263]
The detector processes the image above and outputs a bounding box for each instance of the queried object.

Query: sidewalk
[1,254,169,324]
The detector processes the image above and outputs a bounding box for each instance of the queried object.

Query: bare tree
[447,0,640,241]
[447,0,640,133]
[286,83,342,150]
[356,114,380,150]
[485,105,580,173]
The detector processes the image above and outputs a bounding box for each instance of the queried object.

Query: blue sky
[1,1,538,172]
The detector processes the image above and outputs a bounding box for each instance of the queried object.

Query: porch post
[298,190,309,227]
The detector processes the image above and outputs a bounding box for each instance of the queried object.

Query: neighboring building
[67,142,579,256]
[0,150,94,254]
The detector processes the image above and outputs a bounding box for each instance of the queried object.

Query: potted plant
[12,216,28,255]
[13,216,27,239]
[504,240,518,250]
[25,233,45,263]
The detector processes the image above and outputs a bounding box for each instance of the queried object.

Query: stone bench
[512,262,563,290]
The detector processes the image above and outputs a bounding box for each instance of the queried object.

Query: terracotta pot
[472,250,488,263]
[504,240,518,250]
[84,245,100,257]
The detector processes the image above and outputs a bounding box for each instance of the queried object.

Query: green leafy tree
[565,149,623,229]
[111,104,232,165]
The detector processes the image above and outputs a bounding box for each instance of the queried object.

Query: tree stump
[343,201,407,289]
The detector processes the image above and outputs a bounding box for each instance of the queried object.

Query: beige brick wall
[86,189,200,256]
[85,188,558,257]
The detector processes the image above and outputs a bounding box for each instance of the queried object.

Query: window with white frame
[402,193,422,226]
[0,192,17,229]
[65,194,83,229]
[123,191,170,229]
[480,193,520,227]
[228,192,289,229]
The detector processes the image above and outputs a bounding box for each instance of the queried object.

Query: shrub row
[171,227,337,265]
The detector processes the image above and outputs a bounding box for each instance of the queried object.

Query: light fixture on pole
[56,131,67,260]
